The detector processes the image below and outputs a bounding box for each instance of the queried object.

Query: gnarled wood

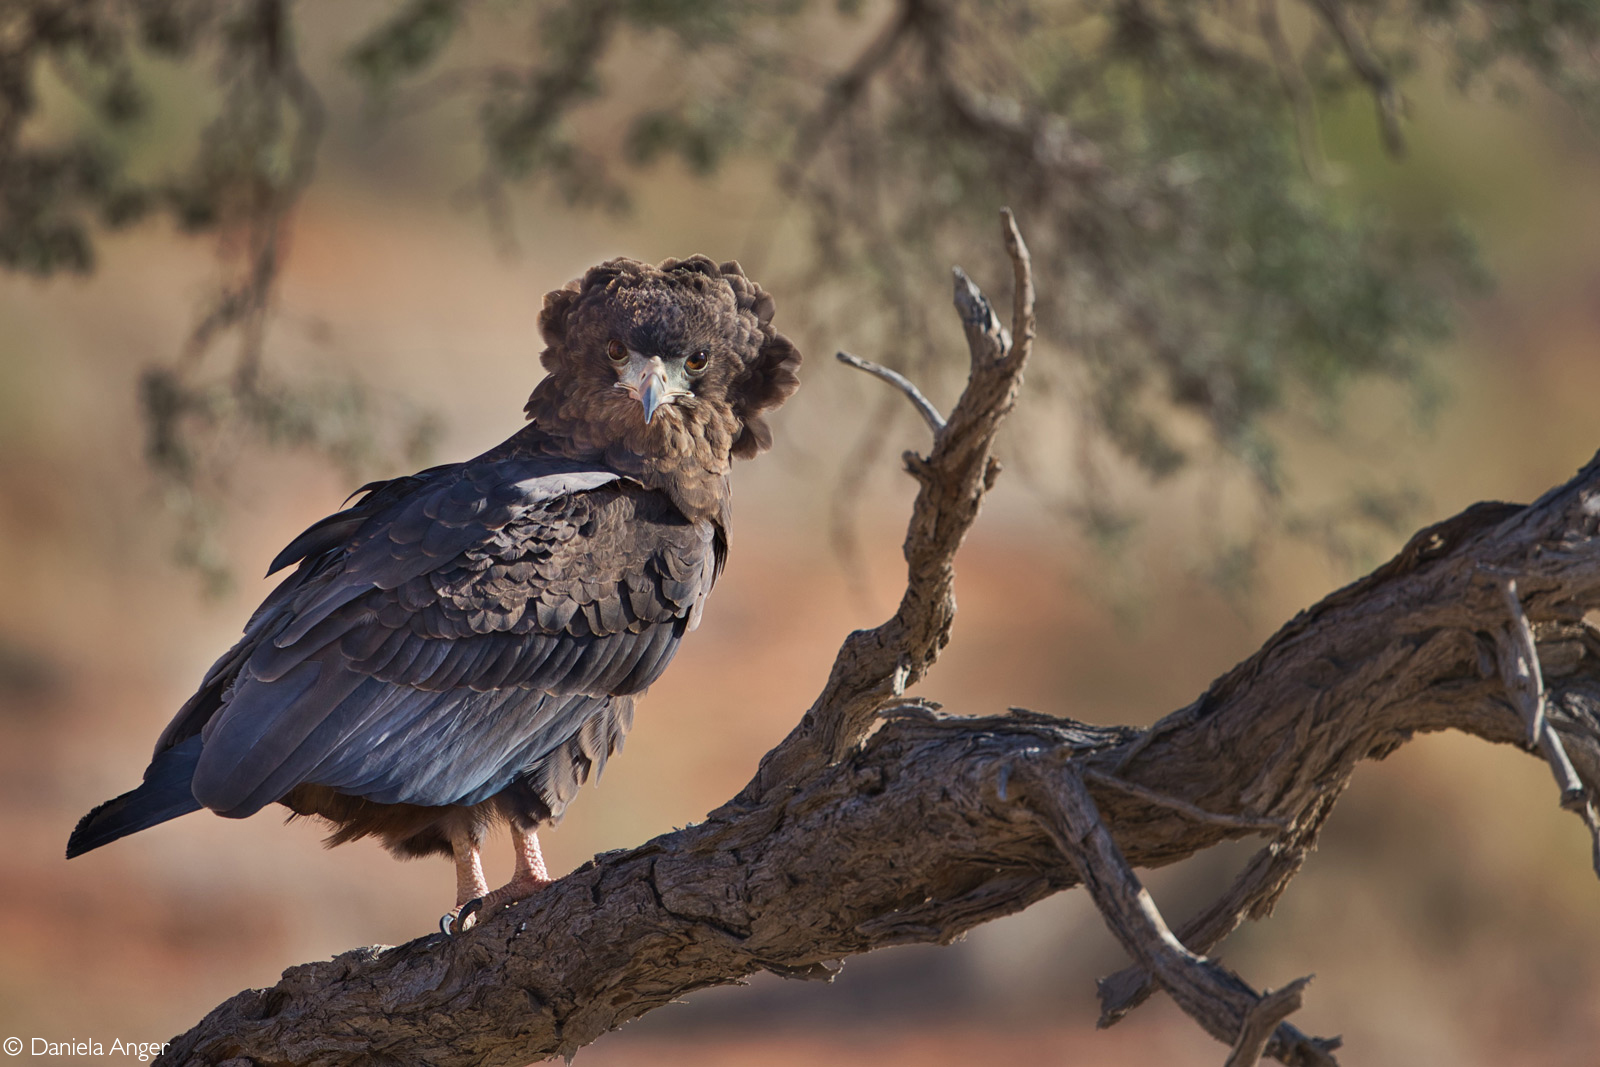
[158,215,1600,1067]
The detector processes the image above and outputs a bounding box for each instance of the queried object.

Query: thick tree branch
[160,216,1600,1067]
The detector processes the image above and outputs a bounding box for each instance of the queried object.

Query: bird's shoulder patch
[416,481,717,641]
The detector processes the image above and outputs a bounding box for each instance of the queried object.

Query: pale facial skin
[607,338,709,423]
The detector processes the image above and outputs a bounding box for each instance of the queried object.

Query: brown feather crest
[531,255,800,460]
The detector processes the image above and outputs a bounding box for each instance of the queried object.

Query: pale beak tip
[640,369,670,424]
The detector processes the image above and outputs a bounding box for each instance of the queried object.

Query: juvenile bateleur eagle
[67,256,801,932]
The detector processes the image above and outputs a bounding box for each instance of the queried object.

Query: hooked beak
[616,351,687,424]
[639,359,670,424]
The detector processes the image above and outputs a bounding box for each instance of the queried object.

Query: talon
[441,826,549,934]
[448,897,484,935]
[441,897,482,936]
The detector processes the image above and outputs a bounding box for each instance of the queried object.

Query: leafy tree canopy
[4,0,1598,589]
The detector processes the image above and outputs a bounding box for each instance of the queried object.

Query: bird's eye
[684,349,709,375]
[607,339,627,362]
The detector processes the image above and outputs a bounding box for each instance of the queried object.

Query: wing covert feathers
[165,448,716,828]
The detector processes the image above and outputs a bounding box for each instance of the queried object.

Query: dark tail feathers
[66,736,205,858]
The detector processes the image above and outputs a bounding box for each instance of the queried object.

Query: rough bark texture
[159,214,1600,1067]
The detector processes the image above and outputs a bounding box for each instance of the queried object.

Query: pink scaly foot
[444,826,552,935]
[440,831,489,935]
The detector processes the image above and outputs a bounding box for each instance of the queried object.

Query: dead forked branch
[1018,763,1336,1066]
[161,213,1600,1067]
[736,211,1036,800]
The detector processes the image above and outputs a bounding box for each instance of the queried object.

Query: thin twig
[1577,800,1600,878]
[779,0,914,193]
[1257,0,1326,182]
[828,389,904,611]
[1489,577,1600,871]
[836,351,947,434]
[383,64,530,120]
[1084,768,1287,834]
[1098,832,1317,1026]
[1307,0,1405,157]
[1493,576,1588,807]
[1496,577,1547,746]
[1226,978,1315,1067]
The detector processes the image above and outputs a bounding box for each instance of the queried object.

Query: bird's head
[525,256,801,468]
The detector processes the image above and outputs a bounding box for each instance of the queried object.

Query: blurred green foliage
[2,0,1597,588]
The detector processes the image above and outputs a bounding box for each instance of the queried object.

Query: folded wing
[162,453,717,819]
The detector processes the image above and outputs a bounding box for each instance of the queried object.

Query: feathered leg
[445,824,552,934]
